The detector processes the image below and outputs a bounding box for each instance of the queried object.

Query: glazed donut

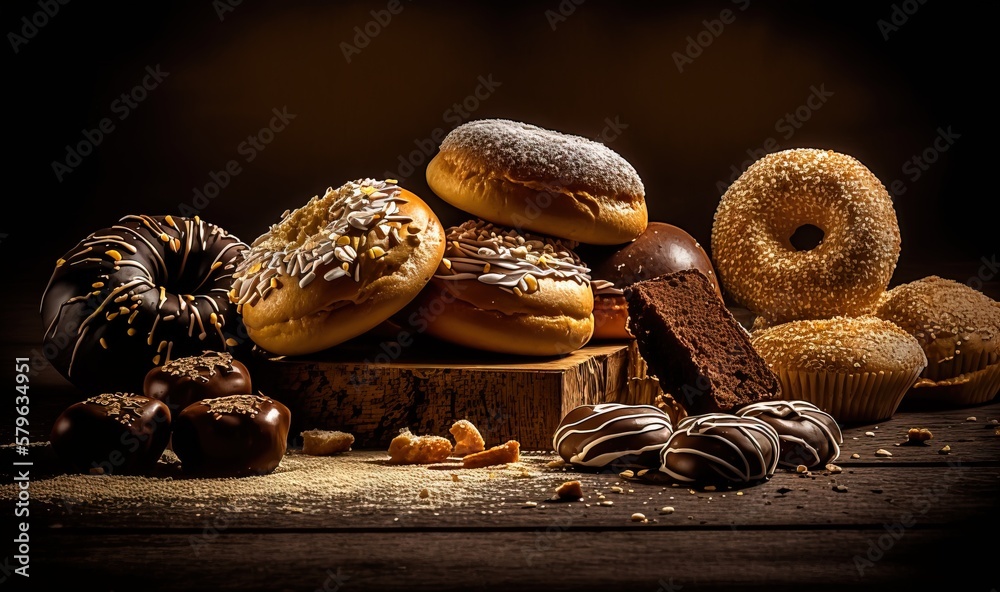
[409,219,594,356]
[426,118,648,245]
[711,148,900,325]
[40,215,248,394]
[230,179,445,356]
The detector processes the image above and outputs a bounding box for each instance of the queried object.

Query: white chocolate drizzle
[659,413,780,484]
[435,219,590,295]
[230,179,412,307]
[736,400,843,468]
[552,403,673,468]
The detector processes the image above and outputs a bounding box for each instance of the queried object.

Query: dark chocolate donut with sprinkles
[40,215,248,394]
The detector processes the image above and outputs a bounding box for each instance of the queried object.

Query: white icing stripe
[659,414,780,483]
[573,442,669,468]
[554,412,671,448]
[552,404,668,448]
[737,400,842,463]
[436,219,591,291]
[570,423,671,466]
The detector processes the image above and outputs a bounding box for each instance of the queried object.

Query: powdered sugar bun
[426,118,647,245]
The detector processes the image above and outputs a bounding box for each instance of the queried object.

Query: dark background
[3,0,992,346]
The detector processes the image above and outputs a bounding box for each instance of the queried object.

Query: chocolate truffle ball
[577,222,722,340]
[49,393,171,475]
[553,403,673,469]
[736,400,843,469]
[659,413,780,486]
[143,350,251,413]
[172,393,291,477]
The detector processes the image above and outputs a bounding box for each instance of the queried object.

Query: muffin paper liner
[774,366,924,424]
[908,361,1000,406]
[922,348,998,381]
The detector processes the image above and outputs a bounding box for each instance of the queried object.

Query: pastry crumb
[462,440,520,469]
[554,480,583,501]
[387,428,452,465]
[301,429,354,455]
[450,419,486,457]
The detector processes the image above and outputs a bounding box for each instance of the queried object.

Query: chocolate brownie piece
[623,269,780,415]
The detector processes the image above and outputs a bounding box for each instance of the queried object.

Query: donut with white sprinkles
[40,215,248,393]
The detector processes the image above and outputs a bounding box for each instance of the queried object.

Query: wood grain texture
[251,343,632,449]
[7,402,998,532]
[27,527,997,591]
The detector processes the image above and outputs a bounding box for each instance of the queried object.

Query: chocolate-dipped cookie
[736,400,842,469]
[49,393,171,475]
[143,350,251,413]
[171,393,290,477]
[553,403,673,469]
[659,414,780,486]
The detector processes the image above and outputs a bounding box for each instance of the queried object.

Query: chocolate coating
[553,403,673,469]
[660,413,780,486]
[143,350,251,414]
[736,400,843,469]
[39,214,249,394]
[578,222,722,297]
[172,394,291,477]
[49,393,171,475]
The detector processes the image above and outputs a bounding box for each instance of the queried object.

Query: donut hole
[789,224,825,251]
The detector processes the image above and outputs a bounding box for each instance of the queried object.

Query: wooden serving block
[251,337,640,450]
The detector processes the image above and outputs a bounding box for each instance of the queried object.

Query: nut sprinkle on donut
[435,219,591,296]
[40,214,248,392]
[230,179,414,308]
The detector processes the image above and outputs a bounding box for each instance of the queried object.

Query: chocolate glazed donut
[40,215,249,394]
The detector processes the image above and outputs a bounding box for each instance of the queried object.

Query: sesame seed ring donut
[40,215,248,394]
[230,179,445,356]
[410,218,594,356]
[711,149,900,325]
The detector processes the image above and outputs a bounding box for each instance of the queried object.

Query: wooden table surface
[3,261,999,591]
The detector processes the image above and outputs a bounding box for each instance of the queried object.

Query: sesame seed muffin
[873,276,1000,406]
[750,316,927,424]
